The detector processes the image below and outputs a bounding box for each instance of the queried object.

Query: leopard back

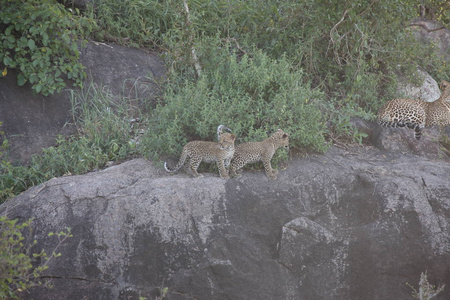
[377,98,427,139]
[230,129,289,179]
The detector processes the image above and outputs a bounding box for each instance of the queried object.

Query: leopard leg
[216,160,229,179]
[188,157,203,178]
[229,159,244,178]
[262,158,277,179]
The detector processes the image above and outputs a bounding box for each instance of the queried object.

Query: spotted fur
[377,80,450,140]
[164,132,236,178]
[377,98,427,139]
[426,80,450,126]
[230,129,289,179]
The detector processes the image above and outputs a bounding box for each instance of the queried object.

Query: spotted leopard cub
[230,129,289,180]
[164,132,236,178]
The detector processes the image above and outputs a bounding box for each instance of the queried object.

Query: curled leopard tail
[378,120,422,140]
[405,123,422,140]
[217,125,232,141]
[164,152,188,172]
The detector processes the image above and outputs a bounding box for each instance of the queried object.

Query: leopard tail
[164,151,188,172]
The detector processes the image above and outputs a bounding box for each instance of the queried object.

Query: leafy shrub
[0,0,96,95]
[140,47,329,165]
[0,216,72,299]
[93,0,179,47]
[0,83,141,203]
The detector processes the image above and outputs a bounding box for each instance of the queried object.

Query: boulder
[396,18,450,102]
[409,18,450,60]
[0,42,164,162]
[1,146,449,299]
[397,68,440,102]
[350,117,450,160]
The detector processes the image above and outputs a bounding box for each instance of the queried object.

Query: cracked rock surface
[1,146,449,300]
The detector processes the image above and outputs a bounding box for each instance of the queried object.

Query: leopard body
[164,132,236,178]
[230,129,289,179]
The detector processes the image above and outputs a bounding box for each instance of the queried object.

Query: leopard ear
[282,133,288,138]
[231,134,236,141]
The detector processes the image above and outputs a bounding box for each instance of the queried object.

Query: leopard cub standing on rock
[164,132,236,178]
[230,129,289,179]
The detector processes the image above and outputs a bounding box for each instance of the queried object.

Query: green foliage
[92,0,450,133]
[408,271,445,300]
[420,0,450,23]
[0,83,141,203]
[0,0,96,95]
[93,0,179,47]
[140,47,328,165]
[0,216,72,299]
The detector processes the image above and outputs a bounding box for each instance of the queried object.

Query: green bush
[140,47,329,164]
[0,83,141,203]
[0,0,96,95]
[93,0,179,47]
[0,216,72,299]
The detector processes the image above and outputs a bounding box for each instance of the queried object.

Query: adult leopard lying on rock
[377,80,450,140]
[230,129,289,180]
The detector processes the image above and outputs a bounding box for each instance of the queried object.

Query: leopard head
[272,129,289,151]
[439,80,450,102]
[219,133,236,150]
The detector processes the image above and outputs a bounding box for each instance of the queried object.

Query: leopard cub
[230,129,289,179]
[164,132,236,178]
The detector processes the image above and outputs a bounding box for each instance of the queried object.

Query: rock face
[1,146,449,300]
[0,43,164,162]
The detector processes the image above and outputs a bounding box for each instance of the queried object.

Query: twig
[408,22,446,33]
[182,0,202,77]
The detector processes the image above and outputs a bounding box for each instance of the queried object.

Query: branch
[182,0,202,77]
[408,22,446,33]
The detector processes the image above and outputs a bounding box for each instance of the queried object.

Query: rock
[409,18,450,60]
[1,147,449,300]
[0,42,164,162]
[350,117,450,160]
[70,0,93,9]
[395,18,450,102]
[79,43,165,100]
[397,68,440,102]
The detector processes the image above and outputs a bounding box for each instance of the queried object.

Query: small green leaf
[17,73,26,86]
[28,39,36,50]
[3,56,13,66]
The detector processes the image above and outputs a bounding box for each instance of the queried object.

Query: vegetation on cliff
[1,0,450,202]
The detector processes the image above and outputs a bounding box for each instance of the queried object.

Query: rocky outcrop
[1,146,449,300]
[0,42,164,162]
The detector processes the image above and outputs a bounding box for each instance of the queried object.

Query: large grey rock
[350,117,450,159]
[397,68,440,102]
[0,43,164,162]
[409,18,450,60]
[1,147,449,299]
[396,18,450,102]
